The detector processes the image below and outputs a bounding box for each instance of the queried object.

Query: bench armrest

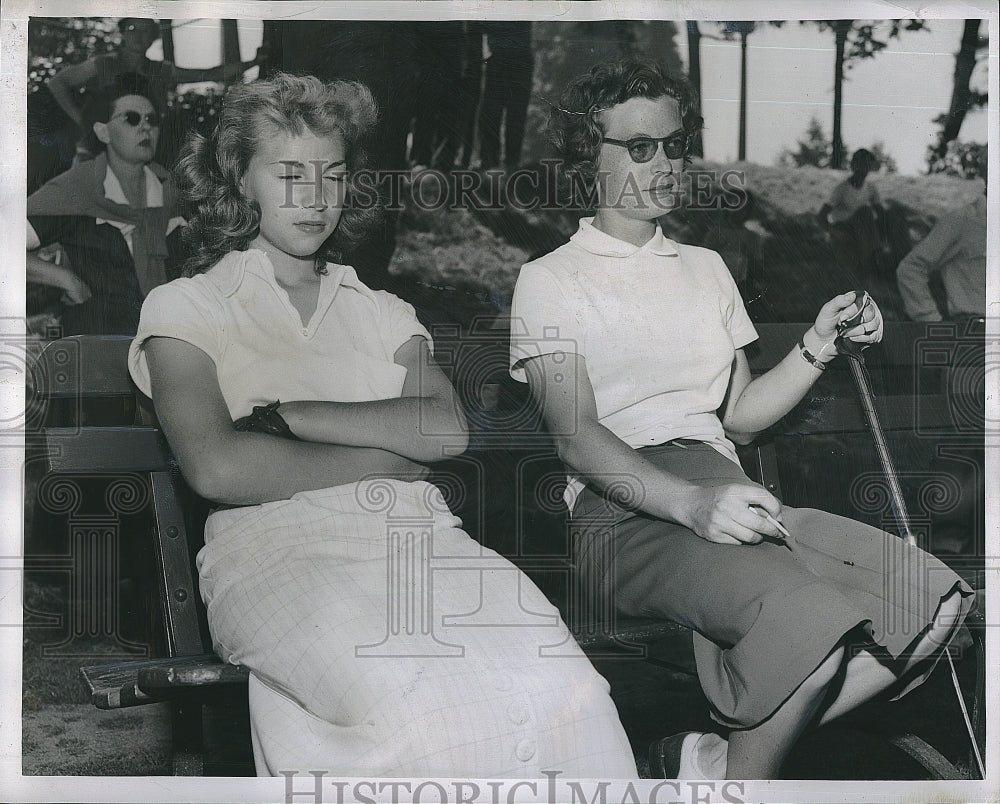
[80,655,249,710]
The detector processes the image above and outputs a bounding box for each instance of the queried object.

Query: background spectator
[47,17,260,163]
[409,22,467,170]
[896,150,987,322]
[818,148,885,275]
[478,23,533,170]
[26,73,185,335]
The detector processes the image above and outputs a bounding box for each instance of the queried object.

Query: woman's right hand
[59,272,92,305]
[678,483,785,545]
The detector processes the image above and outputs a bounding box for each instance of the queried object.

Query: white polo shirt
[129,249,431,417]
[510,217,757,470]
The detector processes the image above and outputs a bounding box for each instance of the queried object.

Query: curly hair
[175,72,383,276]
[548,57,703,195]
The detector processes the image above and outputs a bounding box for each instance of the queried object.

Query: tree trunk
[831,20,851,170]
[160,20,175,64]
[221,19,241,79]
[738,29,748,161]
[930,19,981,161]
[260,21,284,77]
[686,21,702,98]
[686,21,703,157]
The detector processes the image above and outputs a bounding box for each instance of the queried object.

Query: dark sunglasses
[602,130,689,163]
[114,110,161,127]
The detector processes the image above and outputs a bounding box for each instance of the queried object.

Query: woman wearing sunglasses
[509,57,972,780]
[26,72,185,335]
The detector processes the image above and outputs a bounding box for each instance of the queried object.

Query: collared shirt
[93,165,185,254]
[129,249,431,418]
[896,194,987,322]
[26,164,184,253]
[510,217,757,507]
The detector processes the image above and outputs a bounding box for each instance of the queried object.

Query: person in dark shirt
[478,22,533,170]
[26,73,184,335]
[47,17,259,163]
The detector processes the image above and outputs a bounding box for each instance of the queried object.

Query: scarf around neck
[26,153,177,296]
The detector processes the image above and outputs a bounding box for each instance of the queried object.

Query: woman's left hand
[834,292,884,345]
[805,292,883,360]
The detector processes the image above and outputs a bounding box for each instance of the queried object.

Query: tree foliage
[929,20,988,163]
[779,117,896,173]
[926,139,986,179]
[28,18,120,94]
[839,19,928,65]
[779,118,835,169]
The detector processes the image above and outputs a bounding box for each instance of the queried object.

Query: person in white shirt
[818,148,885,275]
[896,156,987,322]
[510,57,972,781]
[129,72,637,778]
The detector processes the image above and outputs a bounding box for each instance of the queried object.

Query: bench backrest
[38,336,206,657]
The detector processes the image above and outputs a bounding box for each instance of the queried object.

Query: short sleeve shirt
[128,249,431,417]
[510,218,757,464]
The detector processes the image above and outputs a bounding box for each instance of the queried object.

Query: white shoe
[649,731,727,779]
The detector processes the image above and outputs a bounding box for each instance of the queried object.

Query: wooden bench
[36,335,250,775]
[33,322,985,777]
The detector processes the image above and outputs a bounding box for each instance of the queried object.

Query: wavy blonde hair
[176,72,382,276]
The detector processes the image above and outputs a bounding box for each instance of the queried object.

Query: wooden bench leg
[170,701,205,776]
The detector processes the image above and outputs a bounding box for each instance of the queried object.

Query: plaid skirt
[197,479,636,778]
[571,442,974,729]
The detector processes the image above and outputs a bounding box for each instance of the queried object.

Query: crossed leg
[713,589,966,779]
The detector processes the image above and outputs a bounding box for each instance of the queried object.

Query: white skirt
[197,479,637,778]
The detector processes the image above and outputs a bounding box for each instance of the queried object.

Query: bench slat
[775,394,953,436]
[44,426,172,473]
[80,659,174,710]
[150,471,210,657]
[573,619,692,653]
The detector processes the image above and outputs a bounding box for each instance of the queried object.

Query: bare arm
[523,353,783,545]
[722,291,883,440]
[277,336,469,462]
[719,347,822,444]
[145,337,428,505]
[47,60,98,128]
[26,250,91,304]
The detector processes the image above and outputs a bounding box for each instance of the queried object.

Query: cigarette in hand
[750,504,791,540]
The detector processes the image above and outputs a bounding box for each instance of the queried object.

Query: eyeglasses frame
[112,110,161,128]
[602,130,691,164]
